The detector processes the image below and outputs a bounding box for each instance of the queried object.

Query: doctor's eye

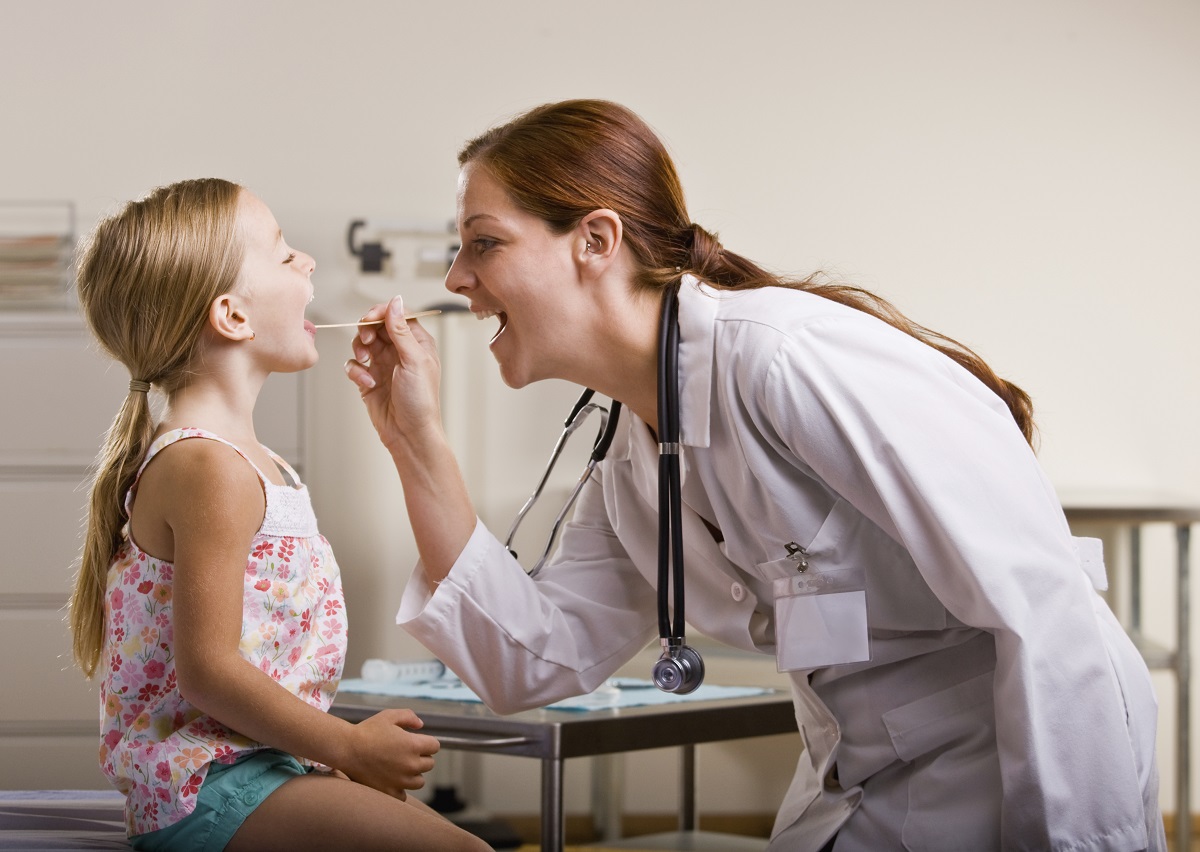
[472,238,497,254]
[282,252,297,264]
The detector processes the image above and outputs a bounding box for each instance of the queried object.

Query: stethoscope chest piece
[652,639,705,694]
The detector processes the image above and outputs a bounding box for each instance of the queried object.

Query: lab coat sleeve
[397,471,659,715]
[750,314,1149,850]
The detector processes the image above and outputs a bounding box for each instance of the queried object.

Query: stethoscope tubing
[657,285,686,642]
[504,390,622,575]
[505,284,699,691]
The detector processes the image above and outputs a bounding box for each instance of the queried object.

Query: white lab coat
[399,276,1164,851]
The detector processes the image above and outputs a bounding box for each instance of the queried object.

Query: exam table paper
[339,660,770,711]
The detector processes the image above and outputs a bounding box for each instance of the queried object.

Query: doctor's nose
[444,249,472,294]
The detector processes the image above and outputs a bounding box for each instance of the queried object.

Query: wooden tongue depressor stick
[312,309,442,328]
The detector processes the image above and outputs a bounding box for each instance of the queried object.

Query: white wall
[3,0,1197,818]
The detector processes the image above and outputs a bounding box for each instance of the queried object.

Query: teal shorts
[129,749,313,852]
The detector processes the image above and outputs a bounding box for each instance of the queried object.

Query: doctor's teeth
[476,310,497,320]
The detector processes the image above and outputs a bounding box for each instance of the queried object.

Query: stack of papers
[0,202,75,309]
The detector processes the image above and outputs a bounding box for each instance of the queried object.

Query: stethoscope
[503,285,705,694]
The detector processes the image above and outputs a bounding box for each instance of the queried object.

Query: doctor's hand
[346,296,444,454]
[336,708,440,801]
[346,296,479,579]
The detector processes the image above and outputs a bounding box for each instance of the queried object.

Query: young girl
[69,178,489,852]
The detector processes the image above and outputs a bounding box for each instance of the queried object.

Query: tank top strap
[123,428,272,516]
[263,446,303,489]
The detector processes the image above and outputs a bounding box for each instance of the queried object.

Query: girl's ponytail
[71,389,154,677]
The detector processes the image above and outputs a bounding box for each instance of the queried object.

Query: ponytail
[664,222,1036,445]
[71,389,155,677]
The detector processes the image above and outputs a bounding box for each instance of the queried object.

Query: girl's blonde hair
[70,178,244,678]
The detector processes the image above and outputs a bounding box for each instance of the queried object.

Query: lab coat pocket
[764,497,947,633]
[881,672,993,762]
[772,569,870,671]
[882,672,1002,851]
[761,499,871,671]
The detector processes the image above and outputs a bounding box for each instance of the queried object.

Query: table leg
[542,756,564,852]
[1131,525,1142,633]
[591,754,623,841]
[1176,524,1191,852]
[679,743,697,832]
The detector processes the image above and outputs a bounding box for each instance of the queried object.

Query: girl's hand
[345,296,445,453]
[339,708,440,801]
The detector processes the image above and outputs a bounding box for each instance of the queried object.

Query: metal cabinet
[0,308,304,788]
[1063,502,1199,851]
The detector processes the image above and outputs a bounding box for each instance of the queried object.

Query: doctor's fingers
[353,301,391,347]
[344,357,377,393]
[344,333,397,393]
[381,307,442,388]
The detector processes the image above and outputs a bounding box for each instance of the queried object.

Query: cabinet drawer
[0,608,99,722]
[0,476,88,596]
[0,735,108,788]
[0,313,303,469]
[0,320,126,467]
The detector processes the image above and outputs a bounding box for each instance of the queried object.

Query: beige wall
[2,0,1197,817]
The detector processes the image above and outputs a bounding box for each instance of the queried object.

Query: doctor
[345,99,1164,851]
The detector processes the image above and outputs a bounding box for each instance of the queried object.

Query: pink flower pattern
[99,429,346,837]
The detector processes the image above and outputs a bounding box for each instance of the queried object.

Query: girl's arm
[158,439,437,799]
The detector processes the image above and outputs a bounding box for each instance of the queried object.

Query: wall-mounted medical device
[345,217,461,308]
[346,218,458,275]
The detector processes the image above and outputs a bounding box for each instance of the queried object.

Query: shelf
[1061,501,1194,850]
[1128,631,1177,670]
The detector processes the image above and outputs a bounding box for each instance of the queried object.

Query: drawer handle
[432,734,536,749]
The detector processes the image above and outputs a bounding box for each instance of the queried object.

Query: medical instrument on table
[312,309,442,329]
[503,285,705,694]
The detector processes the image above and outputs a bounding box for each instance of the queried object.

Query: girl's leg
[225,772,492,852]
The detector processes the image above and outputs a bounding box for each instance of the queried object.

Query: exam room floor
[506,819,1193,851]
[508,839,1193,851]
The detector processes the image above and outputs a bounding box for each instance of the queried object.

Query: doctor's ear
[577,210,622,268]
[209,294,255,342]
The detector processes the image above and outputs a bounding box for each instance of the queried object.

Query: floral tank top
[98,428,347,836]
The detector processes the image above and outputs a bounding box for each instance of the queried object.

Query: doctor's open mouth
[475,308,508,344]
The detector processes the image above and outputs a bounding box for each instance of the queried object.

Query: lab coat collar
[608,275,717,463]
